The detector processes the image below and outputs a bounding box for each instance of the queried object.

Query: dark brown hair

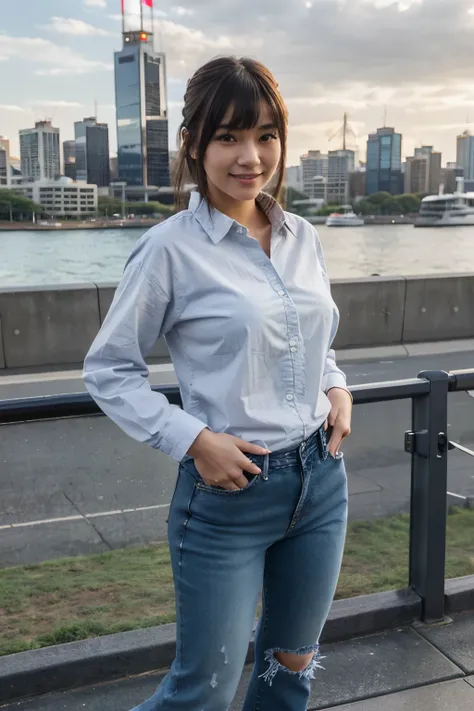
[173,56,288,210]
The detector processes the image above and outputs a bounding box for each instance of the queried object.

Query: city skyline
[1,0,474,165]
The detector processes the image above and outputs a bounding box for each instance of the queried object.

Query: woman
[83,56,352,711]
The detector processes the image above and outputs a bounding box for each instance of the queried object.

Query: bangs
[205,71,284,136]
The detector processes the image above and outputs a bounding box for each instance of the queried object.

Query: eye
[215,133,236,142]
[260,133,279,143]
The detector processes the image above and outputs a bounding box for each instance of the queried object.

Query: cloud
[170,0,473,88]
[153,0,473,163]
[0,33,113,76]
[173,6,194,15]
[154,19,263,75]
[360,0,422,9]
[0,104,28,112]
[31,101,83,108]
[42,17,114,37]
[84,0,107,7]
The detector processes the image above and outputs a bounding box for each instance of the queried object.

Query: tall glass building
[456,131,474,181]
[114,1,170,187]
[74,117,110,187]
[63,140,76,181]
[366,127,403,195]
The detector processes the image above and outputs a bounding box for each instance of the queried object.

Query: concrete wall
[402,274,474,343]
[332,277,406,349]
[0,285,100,369]
[1,273,474,370]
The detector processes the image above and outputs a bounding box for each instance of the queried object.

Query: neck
[207,182,261,229]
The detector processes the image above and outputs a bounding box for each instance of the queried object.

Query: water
[0,223,471,287]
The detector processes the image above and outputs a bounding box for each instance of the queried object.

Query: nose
[237,139,260,168]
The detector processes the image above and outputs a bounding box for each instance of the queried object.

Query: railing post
[408,370,449,623]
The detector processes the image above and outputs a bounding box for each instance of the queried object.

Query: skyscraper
[74,117,110,187]
[0,136,10,186]
[327,149,355,203]
[404,146,442,195]
[366,127,403,195]
[19,121,60,182]
[457,131,474,181]
[63,140,76,180]
[404,156,428,195]
[115,0,170,187]
[300,150,328,199]
[20,121,61,182]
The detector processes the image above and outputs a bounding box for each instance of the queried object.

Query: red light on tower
[140,32,148,41]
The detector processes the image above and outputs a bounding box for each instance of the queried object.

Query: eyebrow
[217,123,277,131]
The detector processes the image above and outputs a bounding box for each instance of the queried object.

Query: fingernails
[263,449,271,454]
[256,467,262,474]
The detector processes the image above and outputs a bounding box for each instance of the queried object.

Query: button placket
[241,237,305,399]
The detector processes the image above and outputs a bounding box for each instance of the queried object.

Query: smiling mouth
[230,174,263,180]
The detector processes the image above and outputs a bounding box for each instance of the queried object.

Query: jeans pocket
[196,472,261,496]
[181,458,261,496]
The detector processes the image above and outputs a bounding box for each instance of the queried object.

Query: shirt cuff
[324,374,353,402]
[155,407,209,462]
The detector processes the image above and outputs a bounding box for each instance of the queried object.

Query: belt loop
[262,453,269,480]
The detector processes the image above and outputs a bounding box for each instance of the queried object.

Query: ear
[182,127,197,160]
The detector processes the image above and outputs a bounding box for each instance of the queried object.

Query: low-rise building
[12,178,97,217]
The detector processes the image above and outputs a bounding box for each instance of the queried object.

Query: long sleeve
[83,239,207,462]
[322,347,349,394]
[313,227,350,396]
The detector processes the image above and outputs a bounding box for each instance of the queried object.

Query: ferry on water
[415,178,474,227]
[326,205,365,227]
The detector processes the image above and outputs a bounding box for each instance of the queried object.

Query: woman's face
[202,101,282,203]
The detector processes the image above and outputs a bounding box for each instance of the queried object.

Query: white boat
[326,206,364,227]
[415,178,474,227]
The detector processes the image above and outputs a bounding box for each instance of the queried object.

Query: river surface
[0,223,472,287]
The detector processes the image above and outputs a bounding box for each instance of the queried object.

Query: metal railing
[1,368,474,623]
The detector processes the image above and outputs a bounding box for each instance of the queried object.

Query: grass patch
[1,508,473,657]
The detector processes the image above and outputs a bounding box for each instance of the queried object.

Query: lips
[230,173,263,181]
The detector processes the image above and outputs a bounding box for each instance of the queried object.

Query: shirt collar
[188,190,296,245]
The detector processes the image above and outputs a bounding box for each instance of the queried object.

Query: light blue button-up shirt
[83,191,348,462]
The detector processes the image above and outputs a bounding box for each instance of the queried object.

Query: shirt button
[289,339,297,347]
[286,393,294,401]
[290,347,297,353]
[278,290,285,297]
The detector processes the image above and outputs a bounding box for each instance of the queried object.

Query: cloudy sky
[1,0,473,166]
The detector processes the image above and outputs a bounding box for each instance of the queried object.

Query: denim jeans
[129,425,348,711]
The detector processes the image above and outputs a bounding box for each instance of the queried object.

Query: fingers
[213,471,255,491]
[234,438,271,456]
[232,473,252,490]
[328,422,351,457]
[242,458,262,475]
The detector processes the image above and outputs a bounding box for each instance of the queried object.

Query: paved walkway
[2,612,473,710]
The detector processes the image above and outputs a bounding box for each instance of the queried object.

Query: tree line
[1,186,424,223]
[285,187,423,217]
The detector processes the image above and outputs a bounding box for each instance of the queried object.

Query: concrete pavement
[1,612,474,710]
[1,346,474,566]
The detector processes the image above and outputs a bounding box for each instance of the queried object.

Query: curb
[445,575,474,614]
[0,588,422,705]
